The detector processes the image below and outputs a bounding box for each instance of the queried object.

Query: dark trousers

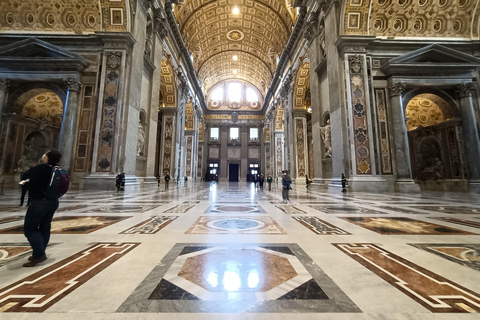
[165,181,169,190]
[268,182,271,191]
[24,198,58,259]
[282,187,290,201]
[20,185,29,205]
[259,182,264,190]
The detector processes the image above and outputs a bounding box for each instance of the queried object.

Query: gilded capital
[456,83,474,98]
[64,78,82,92]
[387,82,407,98]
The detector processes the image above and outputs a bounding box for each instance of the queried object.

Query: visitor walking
[164,173,171,190]
[281,171,292,203]
[116,172,125,192]
[259,174,265,190]
[267,175,273,191]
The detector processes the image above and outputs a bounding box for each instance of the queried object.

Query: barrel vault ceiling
[174,0,296,106]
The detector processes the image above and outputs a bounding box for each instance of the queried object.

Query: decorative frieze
[162,116,174,175]
[295,118,307,177]
[197,144,203,177]
[185,136,192,177]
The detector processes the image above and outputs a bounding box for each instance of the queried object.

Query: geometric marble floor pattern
[0,182,480,320]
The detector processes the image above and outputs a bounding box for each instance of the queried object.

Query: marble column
[293,110,308,182]
[388,81,419,192]
[174,91,187,183]
[274,131,285,181]
[241,126,248,181]
[184,131,194,179]
[456,83,480,186]
[0,79,9,134]
[220,125,228,181]
[159,108,176,178]
[60,78,82,172]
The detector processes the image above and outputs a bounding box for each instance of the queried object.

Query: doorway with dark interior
[229,163,239,182]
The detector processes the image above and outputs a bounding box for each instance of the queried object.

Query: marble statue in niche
[137,121,145,156]
[320,119,332,158]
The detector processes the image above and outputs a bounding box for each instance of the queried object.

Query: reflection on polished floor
[1,182,480,319]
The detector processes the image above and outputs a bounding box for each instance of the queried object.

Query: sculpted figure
[320,119,332,158]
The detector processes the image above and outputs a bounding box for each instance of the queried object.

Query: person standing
[341,173,347,192]
[259,174,265,190]
[281,171,292,203]
[23,149,62,267]
[306,175,312,188]
[157,175,161,186]
[164,173,170,190]
[267,175,273,191]
[115,172,125,192]
[19,169,32,206]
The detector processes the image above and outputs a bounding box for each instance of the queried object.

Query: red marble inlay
[334,243,480,313]
[0,242,139,312]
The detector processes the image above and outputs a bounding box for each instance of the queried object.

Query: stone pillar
[293,110,308,183]
[456,83,480,189]
[388,81,420,192]
[174,89,187,183]
[159,108,176,177]
[220,125,228,181]
[241,126,248,181]
[184,131,194,179]
[0,79,9,134]
[274,131,285,181]
[60,78,82,171]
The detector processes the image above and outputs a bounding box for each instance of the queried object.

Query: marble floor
[0,182,480,319]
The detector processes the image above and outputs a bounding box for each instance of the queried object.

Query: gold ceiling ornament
[294,62,310,109]
[405,94,453,131]
[343,0,478,38]
[160,59,177,107]
[22,90,64,127]
[0,0,127,33]
[199,51,272,96]
[175,0,294,103]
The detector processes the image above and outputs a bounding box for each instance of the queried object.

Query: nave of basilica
[1,0,480,318]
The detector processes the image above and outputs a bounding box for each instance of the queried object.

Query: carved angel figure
[320,119,332,158]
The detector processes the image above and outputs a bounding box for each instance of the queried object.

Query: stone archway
[1,88,63,175]
[405,93,466,184]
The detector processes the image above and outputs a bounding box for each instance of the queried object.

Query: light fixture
[232,55,238,61]
[232,69,238,74]
[232,6,240,14]
[307,107,312,113]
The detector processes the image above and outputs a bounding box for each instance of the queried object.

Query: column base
[468,180,480,193]
[395,180,421,193]
[329,176,388,193]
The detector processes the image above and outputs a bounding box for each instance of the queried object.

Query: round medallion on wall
[453,20,462,32]
[67,13,76,26]
[6,12,14,25]
[357,146,369,159]
[250,101,258,109]
[34,95,49,103]
[26,13,35,25]
[226,30,244,41]
[433,20,442,32]
[87,14,96,27]
[46,13,55,26]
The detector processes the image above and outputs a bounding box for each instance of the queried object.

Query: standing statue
[320,119,332,158]
[137,122,145,156]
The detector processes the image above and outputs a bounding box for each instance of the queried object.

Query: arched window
[228,82,241,102]
[211,87,223,101]
[246,87,258,102]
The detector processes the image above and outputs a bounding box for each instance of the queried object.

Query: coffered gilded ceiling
[175,0,295,107]
[0,0,128,34]
[344,0,480,38]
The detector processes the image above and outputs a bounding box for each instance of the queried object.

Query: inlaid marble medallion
[309,205,385,214]
[205,204,266,213]
[163,205,195,213]
[0,216,131,234]
[117,243,360,313]
[334,243,480,313]
[0,216,23,224]
[376,206,428,214]
[84,205,159,213]
[186,216,286,234]
[275,205,307,214]
[0,206,23,213]
[340,217,478,235]
[292,217,351,235]
[56,205,89,212]
[410,243,480,272]
[120,216,178,234]
[0,243,139,312]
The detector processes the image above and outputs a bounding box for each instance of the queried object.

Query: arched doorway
[405,93,466,185]
[1,88,63,175]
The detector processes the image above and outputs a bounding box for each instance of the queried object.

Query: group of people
[253,174,274,191]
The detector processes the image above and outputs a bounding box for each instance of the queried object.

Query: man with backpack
[281,171,292,203]
[164,173,170,190]
[23,149,65,267]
